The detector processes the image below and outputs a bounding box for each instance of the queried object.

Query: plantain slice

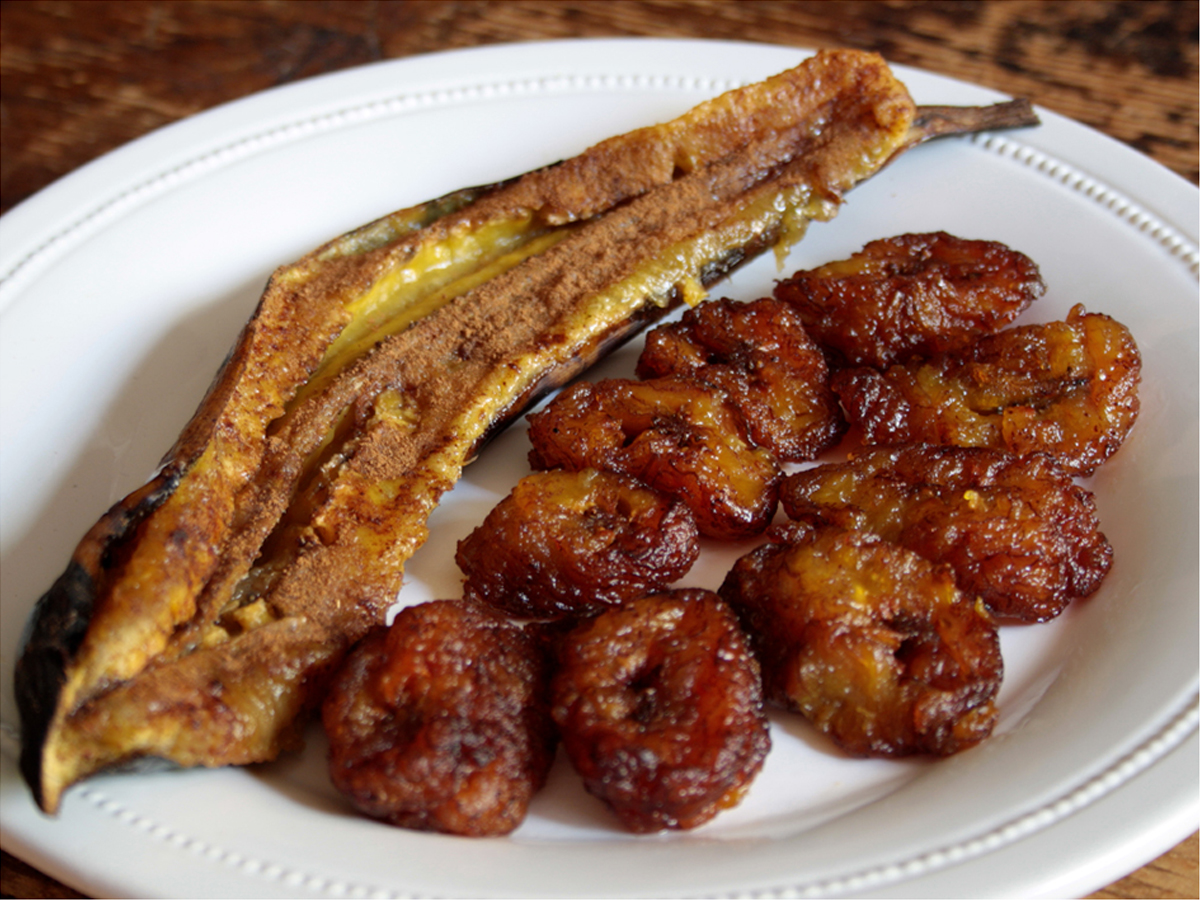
[14,50,1038,814]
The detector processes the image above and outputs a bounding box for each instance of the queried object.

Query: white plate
[1,38,1196,900]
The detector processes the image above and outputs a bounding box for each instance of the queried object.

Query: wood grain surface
[1,2,1196,898]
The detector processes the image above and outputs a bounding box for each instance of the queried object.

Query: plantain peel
[14,50,1037,814]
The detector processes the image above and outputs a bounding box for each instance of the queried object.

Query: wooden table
[1,2,1196,897]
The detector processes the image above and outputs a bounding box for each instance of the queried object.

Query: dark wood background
[1,2,1196,897]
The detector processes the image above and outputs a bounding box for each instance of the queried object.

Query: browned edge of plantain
[13,50,1039,815]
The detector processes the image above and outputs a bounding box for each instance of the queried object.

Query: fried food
[774,232,1044,368]
[832,304,1141,476]
[527,376,781,540]
[635,296,845,461]
[719,525,1002,757]
[322,599,556,836]
[456,468,699,620]
[779,444,1112,621]
[14,47,1040,813]
[551,589,770,832]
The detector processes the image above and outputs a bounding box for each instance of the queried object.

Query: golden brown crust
[831,305,1141,476]
[457,469,700,621]
[551,589,770,832]
[778,444,1113,621]
[773,232,1045,368]
[720,525,1002,757]
[322,600,556,836]
[527,376,782,540]
[636,296,846,461]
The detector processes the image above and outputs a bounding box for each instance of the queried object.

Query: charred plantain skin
[15,50,1038,814]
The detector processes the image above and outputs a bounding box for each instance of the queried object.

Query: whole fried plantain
[14,50,1038,813]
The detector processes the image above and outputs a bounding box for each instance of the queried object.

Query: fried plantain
[456,468,699,621]
[551,589,770,832]
[779,444,1112,621]
[636,296,845,461]
[773,231,1044,368]
[720,524,1002,757]
[322,599,556,836]
[832,304,1140,475]
[15,49,1039,813]
[527,376,781,540]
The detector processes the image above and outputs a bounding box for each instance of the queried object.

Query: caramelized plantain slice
[15,50,1038,813]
